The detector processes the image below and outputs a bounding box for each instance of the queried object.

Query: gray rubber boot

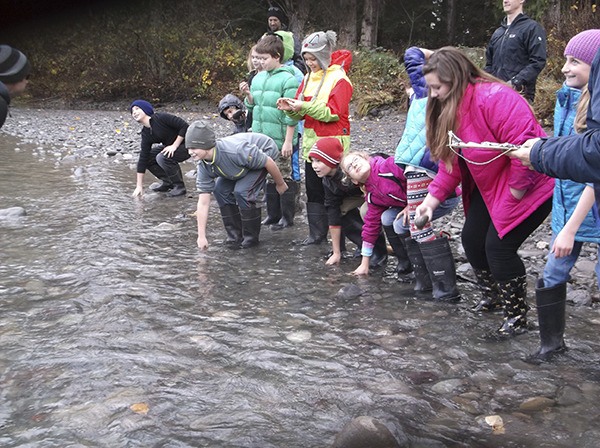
[529,278,567,361]
[261,182,281,226]
[240,207,262,249]
[419,237,461,302]
[271,181,299,231]
[404,237,432,293]
[383,225,412,275]
[219,204,242,248]
[342,208,387,269]
[299,202,328,245]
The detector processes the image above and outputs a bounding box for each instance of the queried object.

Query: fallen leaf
[485,415,505,434]
[130,402,149,415]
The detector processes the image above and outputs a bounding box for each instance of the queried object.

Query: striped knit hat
[308,138,343,168]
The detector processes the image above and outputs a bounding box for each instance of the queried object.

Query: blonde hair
[423,47,501,170]
[340,151,371,186]
[574,85,590,134]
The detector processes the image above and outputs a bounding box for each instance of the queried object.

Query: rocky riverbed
[2,102,598,305]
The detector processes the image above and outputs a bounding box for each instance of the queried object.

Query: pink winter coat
[428,81,554,238]
[361,156,407,246]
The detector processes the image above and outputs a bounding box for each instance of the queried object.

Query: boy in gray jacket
[186,120,287,250]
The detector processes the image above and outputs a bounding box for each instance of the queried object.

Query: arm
[299,79,352,123]
[132,172,145,197]
[513,24,547,88]
[552,186,596,258]
[196,193,211,250]
[327,226,343,266]
[264,157,289,195]
[162,134,185,158]
[281,125,295,157]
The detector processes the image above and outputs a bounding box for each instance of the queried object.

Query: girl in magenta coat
[415,47,554,338]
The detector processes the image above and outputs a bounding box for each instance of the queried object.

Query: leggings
[461,188,552,282]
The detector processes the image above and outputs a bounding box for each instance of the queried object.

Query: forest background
[0,0,597,122]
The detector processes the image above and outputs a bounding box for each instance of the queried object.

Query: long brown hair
[423,47,500,169]
[574,85,590,134]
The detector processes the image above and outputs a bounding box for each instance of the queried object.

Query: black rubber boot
[240,207,262,249]
[529,278,567,361]
[420,237,461,302]
[271,181,299,231]
[147,164,173,192]
[162,162,186,197]
[471,268,503,312]
[219,204,243,248]
[495,275,530,338]
[261,182,281,226]
[298,202,328,245]
[383,225,412,275]
[404,237,432,293]
[342,208,387,269]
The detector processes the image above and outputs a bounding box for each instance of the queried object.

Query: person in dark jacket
[218,94,248,134]
[0,45,30,129]
[484,0,547,103]
[308,138,388,269]
[266,5,306,74]
[130,99,190,197]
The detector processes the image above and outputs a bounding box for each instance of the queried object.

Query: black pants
[461,188,552,282]
[305,160,325,204]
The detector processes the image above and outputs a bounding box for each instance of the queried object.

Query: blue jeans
[387,196,460,235]
[543,233,600,288]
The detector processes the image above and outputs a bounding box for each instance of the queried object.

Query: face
[341,154,370,184]
[503,0,524,15]
[223,106,239,121]
[425,72,451,101]
[130,105,147,122]
[251,51,263,71]
[562,55,591,89]
[303,53,321,72]
[188,148,208,161]
[259,53,280,71]
[8,77,28,96]
[311,158,335,177]
[268,17,282,32]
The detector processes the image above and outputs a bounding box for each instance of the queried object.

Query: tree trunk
[446,0,457,44]
[360,0,381,48]
[281,0,310,42]
[338,0,358,48]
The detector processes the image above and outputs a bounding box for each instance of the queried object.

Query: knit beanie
[0,45,31,84]
[267,6,288,27]
[564,29,600,65]
[186,120,216,150]
[129,99,154,116]
[301,30,337,71]
[308,138,343,168]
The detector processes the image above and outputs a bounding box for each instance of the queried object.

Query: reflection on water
[2,135,600,447]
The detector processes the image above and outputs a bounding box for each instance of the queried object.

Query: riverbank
[1,104,598,304]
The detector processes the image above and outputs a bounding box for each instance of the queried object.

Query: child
[415,47,554,337]
[0,45,31,129]
[130,99,190,197]
[239,44,263,131]
[532,29,600,360]
[277,30,353,245]
[240,35,300,231]
[218,94,248,134]
[186,120,287,250]
[308,138,388,268]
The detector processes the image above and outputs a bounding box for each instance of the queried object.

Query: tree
[360,0,382,48]
[338,0,359,48]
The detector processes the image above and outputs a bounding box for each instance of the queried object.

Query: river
[2,132,600,447]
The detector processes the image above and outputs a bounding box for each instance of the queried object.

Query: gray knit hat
[0,45,31,84]
[301,30,337,71]
[186,120,216,150]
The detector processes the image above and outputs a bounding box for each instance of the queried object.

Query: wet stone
[519,396,555,412]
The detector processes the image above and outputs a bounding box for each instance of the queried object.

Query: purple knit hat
[564,29,600,65]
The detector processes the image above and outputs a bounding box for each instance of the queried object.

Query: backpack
[331,49,353,73]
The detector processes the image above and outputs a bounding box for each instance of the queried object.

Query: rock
[331,416,403,448]
[431,379,463,394]
[568,289,592,307]
[336,283,363,299]
[0,207,26,219]
[519,396,555,412]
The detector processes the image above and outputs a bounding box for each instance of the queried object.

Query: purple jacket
[428,81,554,238]
[361,156,407,246]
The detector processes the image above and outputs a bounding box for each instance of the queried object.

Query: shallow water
[2,134,600,447]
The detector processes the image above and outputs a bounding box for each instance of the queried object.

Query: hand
[281,141,293,158]
[396,208,410,226]
[508,138,538,168]
[276,97,293,111]
[414,204,433,223]
[161,144,176,158]
[239,81,250,95]
[351,263,369,276]
[510,187,526,200]
[197,236,209,250]
[275,181,289,195]
[132,186,143,198]
[326,252,341,266]
[551,230,575,258]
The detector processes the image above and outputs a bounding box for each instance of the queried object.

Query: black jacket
[137,112,189,173]
[323,169,363,226]
[484,13,547,101]
[0,82,10,129]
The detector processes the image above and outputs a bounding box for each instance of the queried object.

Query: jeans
[543,233,600,288]
[387,195,460,235]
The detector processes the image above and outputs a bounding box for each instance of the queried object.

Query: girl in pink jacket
[415,47,554,338]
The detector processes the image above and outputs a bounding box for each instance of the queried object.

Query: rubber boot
[419,237,461,302]
[342,208,387,269]
[404,237,433,293]
[383,225,412,275]
[271,181,299,231]
[162,162,186,197]
[495,275,530,338]
[299,202,328,245]
[471,268,503,312]
[219,204,242,248]
[529,278,567,361]
[261,182,281,226]
[147,164,173,192]
[240,207,262,249]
